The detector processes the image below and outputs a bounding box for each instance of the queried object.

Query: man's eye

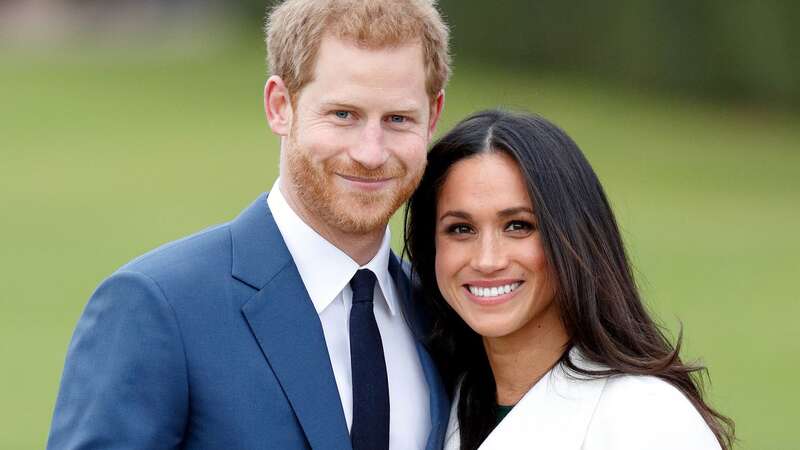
[388,115,407,123]
[334,111,351,120]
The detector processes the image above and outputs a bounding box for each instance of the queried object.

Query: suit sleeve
[47,270,188,450]
[583,375,722,450]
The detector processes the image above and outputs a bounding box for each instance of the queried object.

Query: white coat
[444,350,721,450]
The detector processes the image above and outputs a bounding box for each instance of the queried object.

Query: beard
[284,135,424,235]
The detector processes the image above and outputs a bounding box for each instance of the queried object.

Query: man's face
[281,35,440,235]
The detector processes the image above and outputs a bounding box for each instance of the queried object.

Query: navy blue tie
[349,269,390,450]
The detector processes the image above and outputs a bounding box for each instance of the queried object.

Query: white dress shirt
[267,180,431,450]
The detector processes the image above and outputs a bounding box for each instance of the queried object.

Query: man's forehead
[297,36,431,111]
[314,36,426,80]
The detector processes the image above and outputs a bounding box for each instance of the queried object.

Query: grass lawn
[1,36,798,449]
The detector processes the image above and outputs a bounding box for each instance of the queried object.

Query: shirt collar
[267,179,398,316]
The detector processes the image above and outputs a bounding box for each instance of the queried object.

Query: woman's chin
[463,316,519,339]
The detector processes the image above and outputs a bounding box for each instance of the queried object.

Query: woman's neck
[483,309,569,406]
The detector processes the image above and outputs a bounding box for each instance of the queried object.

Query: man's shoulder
[115,193,275,286]
[91,220,259,316]
[121,222,232,277]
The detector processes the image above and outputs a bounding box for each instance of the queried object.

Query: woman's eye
[447,224,474,235]
[334,111,351,120]
[505,220,534,233]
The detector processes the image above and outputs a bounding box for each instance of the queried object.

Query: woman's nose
[470,234,508,274]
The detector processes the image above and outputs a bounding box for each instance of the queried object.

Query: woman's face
[434,152,560,339]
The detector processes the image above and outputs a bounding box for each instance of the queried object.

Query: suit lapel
[232,194,351,450]
[241,266,351,450]
[417,345,449,450]
[389,255,449,450]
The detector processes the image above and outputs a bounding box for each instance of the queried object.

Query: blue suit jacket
[47,193,448,450]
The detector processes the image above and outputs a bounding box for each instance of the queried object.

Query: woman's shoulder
[602,373,695,410]
[584,374,721,449]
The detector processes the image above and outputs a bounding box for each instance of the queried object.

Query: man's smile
[337,173,394,190]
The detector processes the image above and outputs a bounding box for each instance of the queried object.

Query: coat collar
[232,193,448,450]
[445,348,607,450]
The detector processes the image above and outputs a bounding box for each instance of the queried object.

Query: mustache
[325,159,406,180]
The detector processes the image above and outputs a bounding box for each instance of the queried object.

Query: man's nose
[349,120,390,170]
[471,234,509,274]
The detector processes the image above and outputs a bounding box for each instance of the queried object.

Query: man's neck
[280,181,386,266]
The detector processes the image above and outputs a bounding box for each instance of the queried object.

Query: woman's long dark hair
[404,110,734,450]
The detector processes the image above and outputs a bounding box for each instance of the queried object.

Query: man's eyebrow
[319,101,360,110]
[318,99,424,113]
[387,108,423,116]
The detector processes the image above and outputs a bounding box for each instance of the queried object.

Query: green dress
[496,404,515,425]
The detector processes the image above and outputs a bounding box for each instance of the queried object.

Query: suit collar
[235,194,351,449]
[389,255,449,450]
[266,183,400,316]
[230,193,289,290]
[233,194,448,450]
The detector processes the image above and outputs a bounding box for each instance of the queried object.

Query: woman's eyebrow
[438,207,534,222]
[438,210,472,221]
[497,206,535,217]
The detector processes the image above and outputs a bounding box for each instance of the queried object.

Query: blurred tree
[436,0,798,107]
[39,0,800,107]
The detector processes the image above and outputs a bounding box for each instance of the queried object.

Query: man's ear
[264,75,293,136]
[428,90,445,137]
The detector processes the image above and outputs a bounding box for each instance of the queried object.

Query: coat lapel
[444,349,608,450]
[481,350,607,449]
[232,194,351,450]
[389,255,449,450]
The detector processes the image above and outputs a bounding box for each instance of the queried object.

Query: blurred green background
[1,1,798,449]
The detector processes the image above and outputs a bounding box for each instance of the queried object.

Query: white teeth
[467,282,521,298]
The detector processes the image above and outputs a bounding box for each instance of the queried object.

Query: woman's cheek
[529,236,548,271]
[433,238,446,295]
[434,238,459,302]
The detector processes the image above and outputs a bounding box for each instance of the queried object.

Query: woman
[404,110,734,450]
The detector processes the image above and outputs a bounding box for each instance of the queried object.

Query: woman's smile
[463,280,524,305]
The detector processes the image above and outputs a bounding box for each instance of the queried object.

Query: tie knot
[350,269,377,304]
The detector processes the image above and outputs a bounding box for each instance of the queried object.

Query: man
[46,1,450,449]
